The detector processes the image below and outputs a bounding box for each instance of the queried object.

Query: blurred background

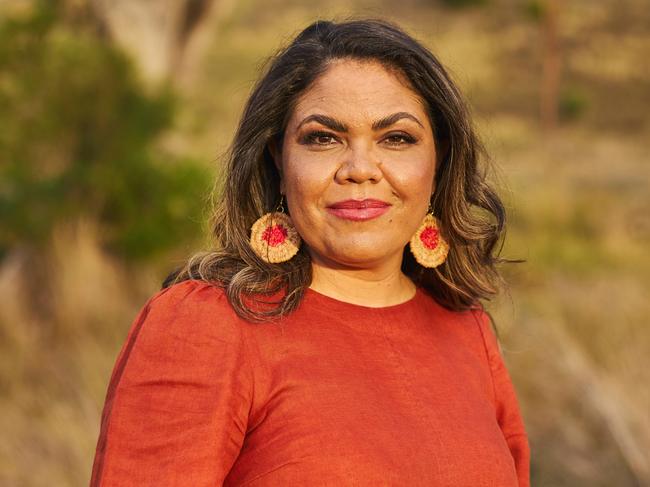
[0,0,648,485]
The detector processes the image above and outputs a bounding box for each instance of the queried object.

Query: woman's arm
[474,308,531,487]
[91,280,253,486]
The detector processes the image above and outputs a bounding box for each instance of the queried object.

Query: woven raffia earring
[409,203,449,268]
[249,195,302,263]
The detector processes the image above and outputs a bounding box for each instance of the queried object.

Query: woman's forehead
[301,60,419,101]
[288,61,428,130]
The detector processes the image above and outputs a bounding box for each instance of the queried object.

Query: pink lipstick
[326,199,391,221]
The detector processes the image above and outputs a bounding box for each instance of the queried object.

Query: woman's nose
[334,142,383,184]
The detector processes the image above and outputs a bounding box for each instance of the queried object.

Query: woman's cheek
[385,164,434,200]
[285,179,323,232]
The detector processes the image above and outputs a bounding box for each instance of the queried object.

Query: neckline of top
[304,285,424,313]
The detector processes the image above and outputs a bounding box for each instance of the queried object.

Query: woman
[91,18,530,486]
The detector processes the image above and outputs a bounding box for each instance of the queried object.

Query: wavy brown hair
[163,17,521,323]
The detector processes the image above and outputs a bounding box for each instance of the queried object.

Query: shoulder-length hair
[163,17,520,322]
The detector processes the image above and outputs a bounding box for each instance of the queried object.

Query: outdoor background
[1,0,648,485]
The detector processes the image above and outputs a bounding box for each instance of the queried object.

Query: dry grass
[0,219,162,486]
[488,125,650,485]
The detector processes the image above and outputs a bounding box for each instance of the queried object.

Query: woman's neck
[308,258,416,308]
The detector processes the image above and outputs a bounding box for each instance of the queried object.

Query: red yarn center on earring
[419,226,439,250]
[262,224,288,247]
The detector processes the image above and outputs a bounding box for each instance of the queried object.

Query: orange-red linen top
[91,279,530,486]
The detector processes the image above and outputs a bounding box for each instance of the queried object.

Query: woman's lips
[326,199,391,221]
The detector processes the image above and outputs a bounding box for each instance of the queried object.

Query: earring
[250,195,302,263]
[409,204,449,268]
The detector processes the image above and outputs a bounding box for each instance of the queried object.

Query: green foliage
[559,85,589,121]
[523,0,545,22]
[439,0,489,7]
[0,2,211,262]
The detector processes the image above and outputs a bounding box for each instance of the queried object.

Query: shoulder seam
[472,307,498,408]
[190,280,256,428]
[239,320,256,428]
[504,432,528,440]
[147,279,198,306]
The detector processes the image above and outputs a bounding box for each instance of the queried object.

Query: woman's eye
[300,131,417,147]
[301,131,338,146]
[384,133,417,146]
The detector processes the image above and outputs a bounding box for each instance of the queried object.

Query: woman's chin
[309,242,405,269]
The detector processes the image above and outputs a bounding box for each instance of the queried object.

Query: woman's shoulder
[417,290,499,353]
[151,278,228,307]
[98,278,254,471]
[418,287,489,327]
[134,278,243,345]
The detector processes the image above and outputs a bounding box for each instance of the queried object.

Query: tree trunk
[88,0,229,86]
[540,0,561,131]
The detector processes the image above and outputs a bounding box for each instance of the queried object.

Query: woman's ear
[436,138,450,172]
[268,137,282,173]
[267,137,285,193]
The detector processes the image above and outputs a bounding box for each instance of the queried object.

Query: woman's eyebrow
[296,112,424,132]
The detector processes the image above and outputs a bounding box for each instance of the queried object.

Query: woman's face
[270,58,438,270]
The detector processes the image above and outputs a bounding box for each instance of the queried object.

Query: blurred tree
[87,0,233,86]
[525,0,563,130]
[0,0,212,262]
[439,0,488,7]
[559,85,588,121]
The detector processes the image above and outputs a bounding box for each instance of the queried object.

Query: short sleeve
[91,280,253,487]
[474,308,531,487]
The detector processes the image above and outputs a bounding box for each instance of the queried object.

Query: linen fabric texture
[91,279,531,486]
